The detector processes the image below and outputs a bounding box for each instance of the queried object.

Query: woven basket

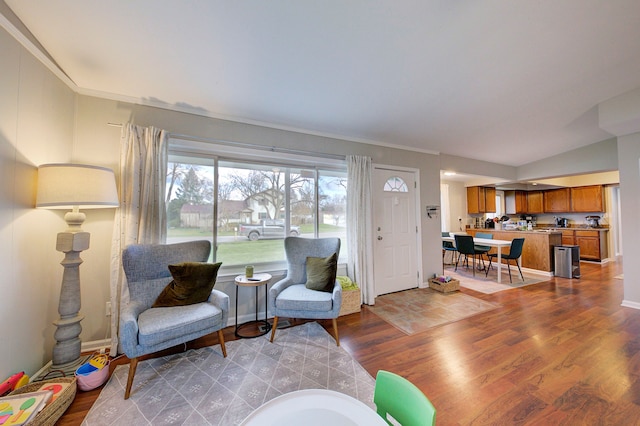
[429,278,460,293]
[9,377,77,426]
[340,287,361,316]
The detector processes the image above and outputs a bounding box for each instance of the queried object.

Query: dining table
[239,389,387,425]
[442,235,514,283]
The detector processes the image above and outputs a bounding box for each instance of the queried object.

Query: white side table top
[235,272,272,287]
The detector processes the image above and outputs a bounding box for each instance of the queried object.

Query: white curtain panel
[108,124,168,355]
[346,155,375,305]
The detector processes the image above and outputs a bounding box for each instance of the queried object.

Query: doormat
[366,288,498,335]
[445,265,546,294]
[82,322,375,426]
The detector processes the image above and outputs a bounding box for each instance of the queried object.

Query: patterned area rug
[367,288,498,335]
[445,264,546,294]
[82,322,375,426]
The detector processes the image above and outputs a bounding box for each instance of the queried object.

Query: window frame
[168,138,347,276]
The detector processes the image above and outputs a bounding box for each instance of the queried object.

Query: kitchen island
[466,228,562,273]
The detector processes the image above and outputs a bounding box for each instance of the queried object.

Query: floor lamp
[36,163,119,375]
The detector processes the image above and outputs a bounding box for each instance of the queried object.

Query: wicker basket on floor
[429,278,460,293]
[9,376,77,426]
[340,287,362,316]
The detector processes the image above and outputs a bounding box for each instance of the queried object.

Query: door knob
[377,236,383,240]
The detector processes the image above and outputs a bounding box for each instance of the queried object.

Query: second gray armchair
[268,237,342,345]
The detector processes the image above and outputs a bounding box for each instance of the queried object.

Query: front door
[372,168,419,296]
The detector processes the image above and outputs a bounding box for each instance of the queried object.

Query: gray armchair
[268,237,342,345]
[120,240,229,399]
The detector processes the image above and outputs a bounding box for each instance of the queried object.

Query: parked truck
[238,220,300,241]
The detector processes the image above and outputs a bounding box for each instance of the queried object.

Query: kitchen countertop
[473,226,609,233]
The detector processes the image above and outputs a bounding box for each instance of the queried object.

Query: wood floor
[59,260,640,425]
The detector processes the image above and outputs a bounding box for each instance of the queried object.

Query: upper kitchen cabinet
[467,186,496,214]
[505,190,527,214]
[526,191,544,213]
[543,188,571,213]
[485,187,496,212]
[570,185,604,212]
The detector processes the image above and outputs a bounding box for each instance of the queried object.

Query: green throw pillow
[153,262,222,307]
[305,253,338,293]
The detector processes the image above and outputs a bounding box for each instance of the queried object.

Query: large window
[166,147,346,273]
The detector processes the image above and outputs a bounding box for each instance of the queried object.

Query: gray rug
[82,322,376,426]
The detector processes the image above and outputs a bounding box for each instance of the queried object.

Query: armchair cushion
[275,283,335,312]
[304,253,338,292]
[138,302,224,347]
[153,262,222,307]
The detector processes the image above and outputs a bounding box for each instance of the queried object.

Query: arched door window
[383,176,408,192]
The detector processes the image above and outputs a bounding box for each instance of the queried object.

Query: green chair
[374,370,436,426]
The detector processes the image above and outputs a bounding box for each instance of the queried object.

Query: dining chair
[474,232,493,268]
[442,231,457,268]
[374,370,436,426]
[454,234,484,276]
[486,237,525,282]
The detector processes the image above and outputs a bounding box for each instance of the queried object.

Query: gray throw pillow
[305,253,338,293]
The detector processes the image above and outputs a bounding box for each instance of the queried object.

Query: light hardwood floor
[59,260,640,425]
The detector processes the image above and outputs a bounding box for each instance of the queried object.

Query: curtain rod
[108,122,346,161]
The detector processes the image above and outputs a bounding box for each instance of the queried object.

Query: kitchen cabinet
[467,186,496,214]
[556,229,608,261]
[485,187,496,212]
[561,229,575,245]
[571,185,604,212]
[575,229,607,261]
[526,191,544,213]
[505,190,527,214]
[544,188,571,213]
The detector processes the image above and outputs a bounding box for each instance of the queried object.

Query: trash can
[554,245,580,278]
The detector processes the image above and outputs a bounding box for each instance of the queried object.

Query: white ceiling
[5,1,640,166]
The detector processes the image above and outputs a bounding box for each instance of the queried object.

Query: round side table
[234,273,272,338]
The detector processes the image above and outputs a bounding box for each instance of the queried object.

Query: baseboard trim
[621,300,640,310]
[82,339,111,353]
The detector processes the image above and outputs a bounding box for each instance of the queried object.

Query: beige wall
[0,27,76,379]
[618,138,640,307]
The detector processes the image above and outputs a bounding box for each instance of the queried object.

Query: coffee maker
[555,217,569,228]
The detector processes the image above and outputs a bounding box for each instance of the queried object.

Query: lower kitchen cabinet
[561,230,575,245]
[559,229,609,261]
[575,230,607,261]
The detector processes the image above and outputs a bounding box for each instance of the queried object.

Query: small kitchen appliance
[585,215,601,228]
[555,217,569,228]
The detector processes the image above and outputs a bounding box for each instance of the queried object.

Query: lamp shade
[36,163,119,209]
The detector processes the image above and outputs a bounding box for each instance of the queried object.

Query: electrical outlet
[105,301,111,317]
